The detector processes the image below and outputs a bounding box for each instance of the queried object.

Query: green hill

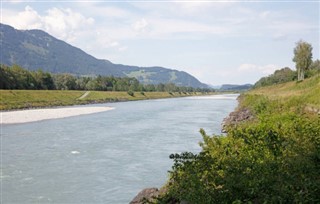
[0,23,208,88]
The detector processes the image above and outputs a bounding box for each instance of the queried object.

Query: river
[1,94,238,203]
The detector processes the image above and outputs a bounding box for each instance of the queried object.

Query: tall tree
[293,40,313,81]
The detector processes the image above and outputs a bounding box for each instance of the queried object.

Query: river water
[1,94,238,203]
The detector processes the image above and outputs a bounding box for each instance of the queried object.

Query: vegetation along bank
[132,75,320,204]
[0,64,215,110]
[130,40,320,204]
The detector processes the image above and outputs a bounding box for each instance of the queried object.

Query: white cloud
[1,2,317,84]
[259,11,271,20]
[238,63,258,72]
[94,31,120,48]
[2,5,128,59]
[2,6,94,42]
[3,6,42,29]
[132,18,150,33]
[118,46,128,52]
[238,63,278,75]
[42,7,94,42]
[272,33,288,41]
[133,18,228,39]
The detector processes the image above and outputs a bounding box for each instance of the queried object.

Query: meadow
[0,90,209,110]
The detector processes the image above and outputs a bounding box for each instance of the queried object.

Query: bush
[158,95,320,203]
[127,90,134,97]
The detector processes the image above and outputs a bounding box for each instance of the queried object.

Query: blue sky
[1,1,319,85]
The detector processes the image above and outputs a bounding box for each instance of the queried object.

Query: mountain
[208,85,222,89]
[219,84,253,91]
[0,23,209,88]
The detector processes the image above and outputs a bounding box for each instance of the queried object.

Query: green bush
[127,90,134,97]
[158,95,320,203]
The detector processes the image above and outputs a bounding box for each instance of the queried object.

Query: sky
[1,0,319,85]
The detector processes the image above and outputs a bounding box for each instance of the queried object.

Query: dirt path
[78,91,90,99]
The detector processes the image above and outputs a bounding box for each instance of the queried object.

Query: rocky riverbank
[221,107,254,133]
[130,188,161,204]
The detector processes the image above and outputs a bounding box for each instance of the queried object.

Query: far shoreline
[1,90,228,111]
[1,93,239,125]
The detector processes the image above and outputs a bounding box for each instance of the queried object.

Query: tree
[53,74,77,90]
[293,40,313,81]
[310,59,320,71]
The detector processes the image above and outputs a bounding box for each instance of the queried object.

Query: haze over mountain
[0,23,208,88]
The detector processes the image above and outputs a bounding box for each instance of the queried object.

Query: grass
[248,75,320,110]
[0,90,213,110]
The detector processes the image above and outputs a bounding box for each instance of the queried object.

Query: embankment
[130,75,320,203]
[0,90,214,111]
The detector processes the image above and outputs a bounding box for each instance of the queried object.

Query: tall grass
[0,90,211,110]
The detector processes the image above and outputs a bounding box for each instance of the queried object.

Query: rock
[221,108,254,133]
[305,106,320,114]
[130,188,160,204]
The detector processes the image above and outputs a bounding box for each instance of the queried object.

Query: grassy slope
[248,74,320,110]
[0,90,211,110]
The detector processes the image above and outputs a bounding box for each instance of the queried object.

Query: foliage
[127,90,135,97]
[0,64,213,93]
[158,76,320,203]
[306,59,320,78]
[293,40,313,81]
[254,41,317,88]
[253,67,297,88]
[310,59,320,71]
[0,64,55,90]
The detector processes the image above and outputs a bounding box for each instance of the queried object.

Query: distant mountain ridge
[219,84,253,91]
[0,23,209,88]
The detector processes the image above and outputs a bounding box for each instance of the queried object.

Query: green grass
[0,90,85,110]
[0,90,212,110]
[158,75,320,203]
[249,75,320,109]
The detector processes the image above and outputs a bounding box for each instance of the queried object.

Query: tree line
[0,64,212,93]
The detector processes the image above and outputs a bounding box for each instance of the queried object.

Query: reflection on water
[1,94,238,203]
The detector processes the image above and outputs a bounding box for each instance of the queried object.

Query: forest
[0,64,212,93]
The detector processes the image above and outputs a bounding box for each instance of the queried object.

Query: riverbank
[131,75,320,203]
[0,90,215,111]
[1,106,114,124]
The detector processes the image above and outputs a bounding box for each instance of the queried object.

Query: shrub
[158,95,320,203]
[127,90,134,97]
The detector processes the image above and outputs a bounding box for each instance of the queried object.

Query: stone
[221,108,254,133]
[130,188,160,204]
